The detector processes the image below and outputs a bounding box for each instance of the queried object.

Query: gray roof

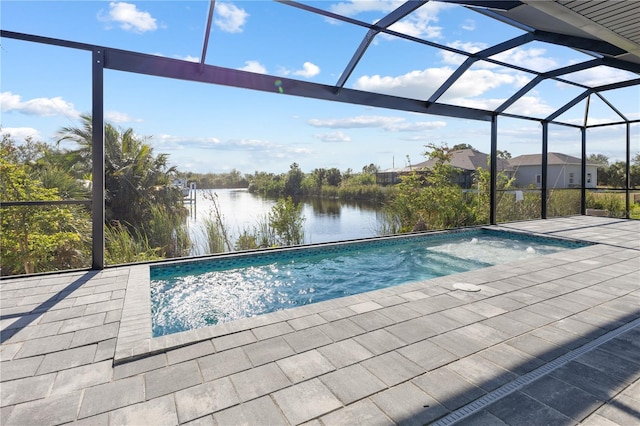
[380,150,601,174]
[509,152,598,167]
[413,149,513,172]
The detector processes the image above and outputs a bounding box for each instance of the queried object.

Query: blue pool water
[150,229,589,336]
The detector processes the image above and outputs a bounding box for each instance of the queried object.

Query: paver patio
[1,216,639,425]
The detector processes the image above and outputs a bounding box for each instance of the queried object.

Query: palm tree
[55,114,94,177]
[57,115,181,229]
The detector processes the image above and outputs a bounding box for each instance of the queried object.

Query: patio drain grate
[431,316,640,426]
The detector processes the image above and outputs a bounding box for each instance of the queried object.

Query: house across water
[376,148,598,189]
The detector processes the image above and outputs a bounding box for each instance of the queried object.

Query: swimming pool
[150,228,590,337]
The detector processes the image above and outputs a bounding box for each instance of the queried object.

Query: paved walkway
[1,216,639,425]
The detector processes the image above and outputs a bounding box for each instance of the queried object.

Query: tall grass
[202,192,233,252]
[201,216,226,254]
[317,183,386,203]
[235,215,277,250]
[147,204,192,258]
[547,189,581,218]
[200,197,305,253]
[104,222,160,265]
[495,191,541,223]
[375,211,402,236]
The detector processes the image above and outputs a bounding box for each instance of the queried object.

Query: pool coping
[114,225,593,365]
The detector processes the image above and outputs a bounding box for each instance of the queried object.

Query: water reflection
[227,189,243,199]
[308,197,341,216]
[307,197,382,217]
[186,189,383,253]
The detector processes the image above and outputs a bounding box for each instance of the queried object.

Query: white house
[508,153,598,189]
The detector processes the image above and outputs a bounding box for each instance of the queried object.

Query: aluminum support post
[626,123,631,219]
[92,48,105,270]
[581,127,586,215]
[541,122,548,219]
[490,114,498,225]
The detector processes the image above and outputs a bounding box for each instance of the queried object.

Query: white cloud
[152,134,314,173]
[174,55,199,63]
[314,131,351,143]
[1,127,41,142]
[502,95,555,116]
[440,69,516,100]
[155,134,220,150]
[354,63,532,105]
[440,91,553,113]
[440,42,558,73]
[355,68,450,99]
[100,2,158,33]
[1,91,80,118]
[513,73,533,88]
[309,115,404,129]
[387,2,448,39]
[308,115,446,132]
[277,66,291,76]
[1,92,22,111]
[388,20,442,39]
[290,146,314,155]
[105,111,142,123]
[239,60,267,74]
[496,125,543,138]
[563,117,627,127]
[278,62,321,78]
[214,3,248,33]
[359,66,511,100]
[293,62,320,78]
[353,63,551,114]
[153,134,311,159]
[329,1,449,39]
[235,139,273,149]
[440,41,486,66]
[562,66,637,87]
[329,1,401,17]
[391,121,447,131]
[492,47,558,72]
[462,19,476,31]
[439,97,503,110]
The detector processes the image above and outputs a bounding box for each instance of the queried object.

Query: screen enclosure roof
[2,0,639,126]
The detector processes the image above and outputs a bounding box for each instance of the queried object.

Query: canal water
[185,188,384,254]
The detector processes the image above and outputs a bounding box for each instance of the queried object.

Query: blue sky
[2,0,638,174]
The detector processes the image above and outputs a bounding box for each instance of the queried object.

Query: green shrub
[234,216,277,250]
[587,192,626,217]
[269,197,305,246]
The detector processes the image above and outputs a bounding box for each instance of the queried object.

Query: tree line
[179,169,248,189]
[245,162,385,202]
[587,153,640,188]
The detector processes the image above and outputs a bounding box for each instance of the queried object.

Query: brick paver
[0,217,639,425]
